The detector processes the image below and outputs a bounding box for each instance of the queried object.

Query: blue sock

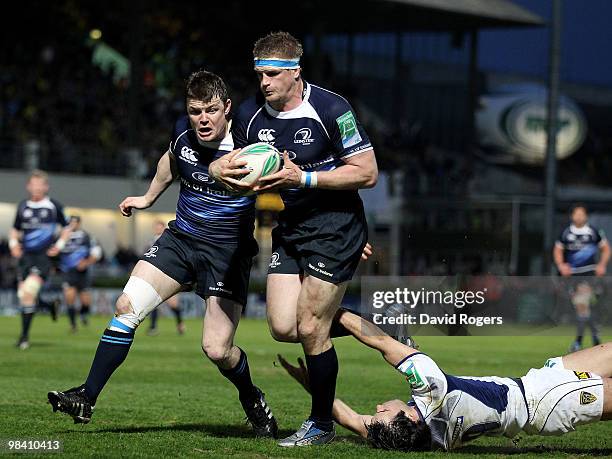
[84,320,135,403]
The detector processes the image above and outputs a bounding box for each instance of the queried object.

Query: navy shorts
[268,206,367,284]
[142,225,258,306]
[18,252,53,281]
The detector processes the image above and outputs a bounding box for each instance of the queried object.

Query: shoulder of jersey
[49,198,64,209]
[235,94,266,118]
[307,83,351,114]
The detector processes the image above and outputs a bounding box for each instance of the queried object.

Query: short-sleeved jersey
[59,230,100,272]
[13,197,68,253]
[232,81,373,211]
[169,116,256,244]
[556,224,607,274]
[396,353,528,450]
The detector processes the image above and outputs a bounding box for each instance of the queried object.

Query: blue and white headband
[253,57,300,69]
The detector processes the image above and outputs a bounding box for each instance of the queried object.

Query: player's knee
[267,316,299,342]
[118,276,163,321]
[269,324,299,343]
[201,341,232,364]
[297,318,323,340]
[18,276,42,303]
[115,294,135,315]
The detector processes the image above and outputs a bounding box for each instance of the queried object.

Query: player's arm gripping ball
[208,149,253,193]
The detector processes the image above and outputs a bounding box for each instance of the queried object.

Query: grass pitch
[1,314,611,458]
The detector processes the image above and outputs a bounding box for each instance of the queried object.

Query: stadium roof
[381,0,545,28]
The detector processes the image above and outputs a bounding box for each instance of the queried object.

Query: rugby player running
[10,170,70,350]
[211,31,377,446]
[48,71,278,437]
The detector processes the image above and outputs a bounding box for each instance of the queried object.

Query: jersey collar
[264,81,311,119]
[570,223,592,235]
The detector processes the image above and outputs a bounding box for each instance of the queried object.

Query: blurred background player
[58,215,102,332]
[9,170,69,350]
[554,204,610,351]
[48,70,277,437]
[279,309,612,452]
[145,219,185,336]
[217,31,378,446]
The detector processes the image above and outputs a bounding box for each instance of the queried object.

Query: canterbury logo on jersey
[179,146,198,165]
[258,129,276,143]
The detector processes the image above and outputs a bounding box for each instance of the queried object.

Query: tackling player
[48,70,278,437]
[279,310,612,451]
[9,170,69,350]
[58,216,102,332]
[211,31,378,446]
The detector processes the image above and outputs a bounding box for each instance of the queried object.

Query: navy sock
[67,306,77,328]
[305,346,337,431]
[149,309,158,329]
[80,305,90,322]
[218,348,257,402]
[172,307,182,325]
[84,328,134,403]
[21,312,34,340]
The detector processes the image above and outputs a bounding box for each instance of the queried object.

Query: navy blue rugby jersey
[232,82,373,211]
[169,116,256,243]
[13,197,68,253]
[556,224,607,274]
[59,230,100,272]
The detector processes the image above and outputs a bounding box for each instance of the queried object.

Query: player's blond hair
[253,31,303,60]
[28,169,48,183]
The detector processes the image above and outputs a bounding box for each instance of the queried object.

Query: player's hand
[77,259,89,271]
[10,245,23,259]
[558,263,572,277]
[254,151,301,192]
[119,196,152,217]
[595,263,606,277]
[46,246,60,257]
[208,149,252,192]
[277,354,311,393]
[361,242,373,260]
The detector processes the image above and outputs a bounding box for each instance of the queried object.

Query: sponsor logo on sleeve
[574,371,592,380]
[336,111,362,149]
[403,361,425,389]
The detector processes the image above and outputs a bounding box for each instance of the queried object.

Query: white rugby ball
[234,142,281,188]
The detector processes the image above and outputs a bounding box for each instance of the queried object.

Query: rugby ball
[234,142,281,188]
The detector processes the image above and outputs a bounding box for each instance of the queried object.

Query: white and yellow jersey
[396,353,528,450]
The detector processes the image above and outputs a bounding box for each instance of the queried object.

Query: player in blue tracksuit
[553,204,610,352]
[59,215,102,331]
[48,70,278,437]
[210,31,378,446]
[9,170,69,349]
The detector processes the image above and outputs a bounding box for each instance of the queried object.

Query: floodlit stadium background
[2,1,612,456]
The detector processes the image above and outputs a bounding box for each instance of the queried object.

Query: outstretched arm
[277,354,371,438]
[119,151,177,216]
[337,310,419,367]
